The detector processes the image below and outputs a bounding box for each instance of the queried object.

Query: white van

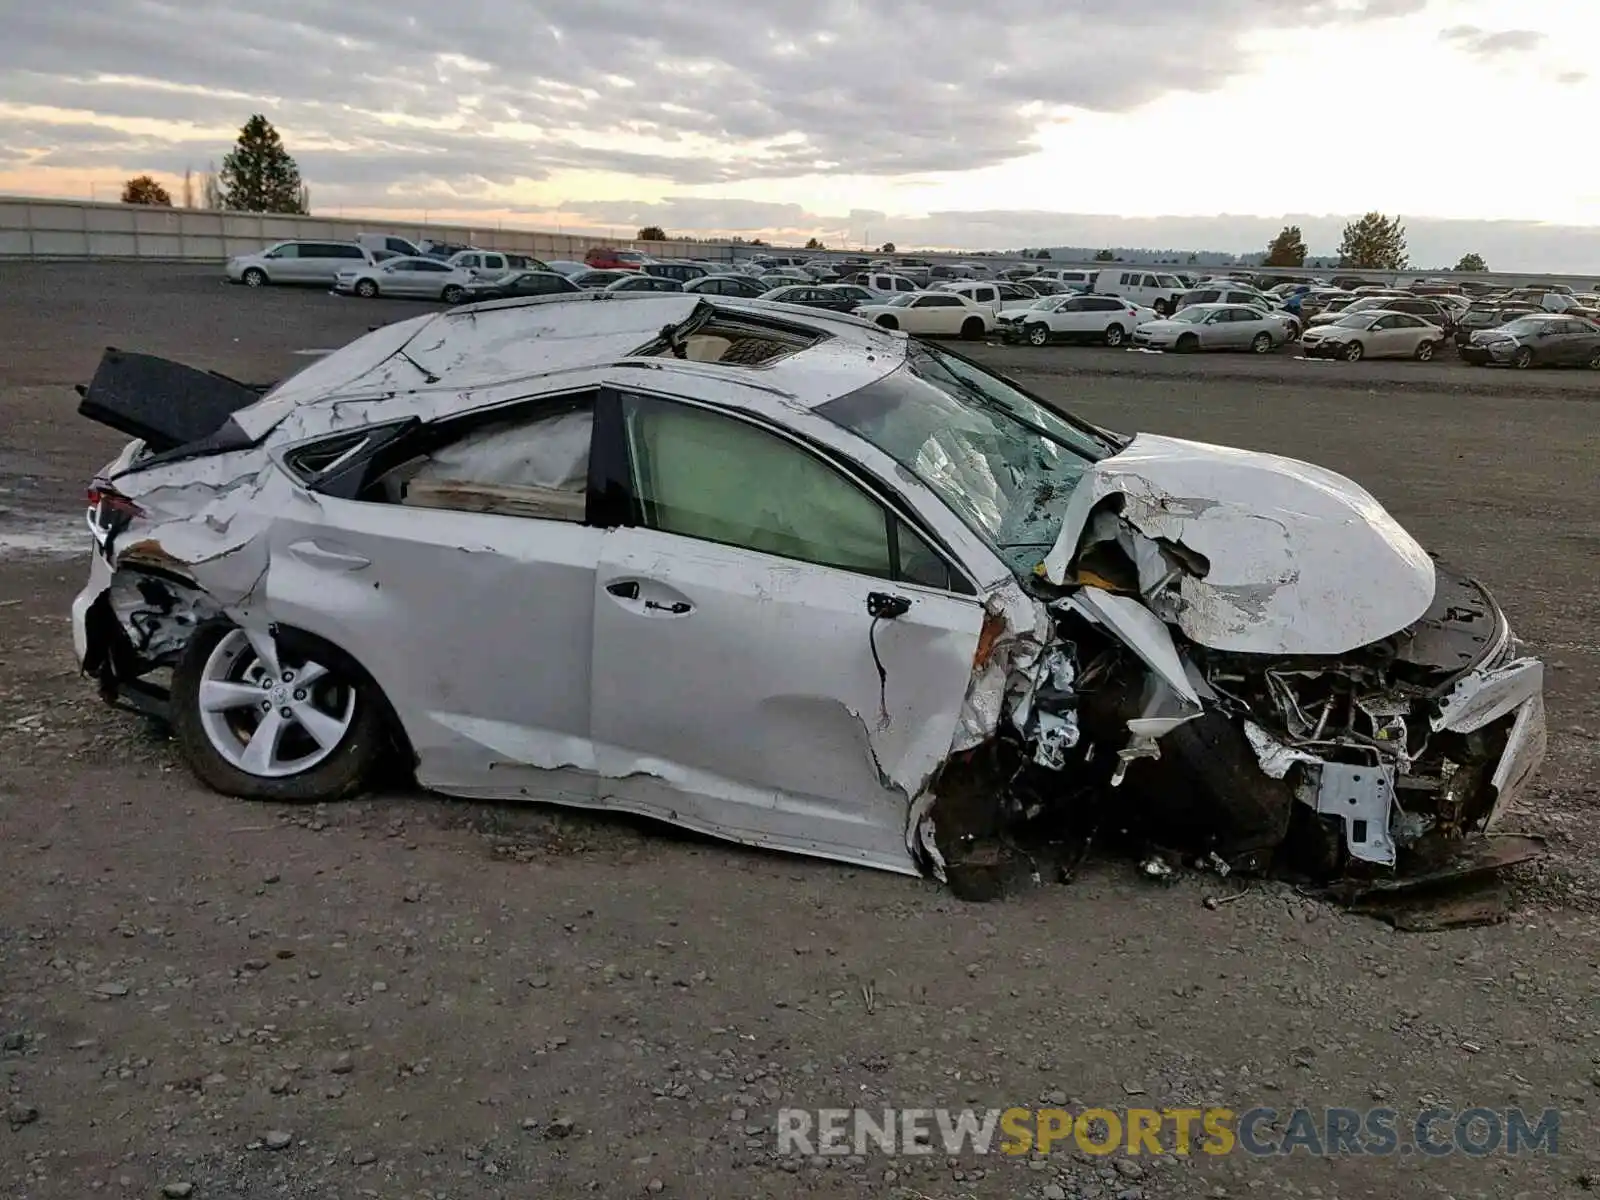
[1094,268,1188,315]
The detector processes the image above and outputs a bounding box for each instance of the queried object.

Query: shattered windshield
[819,344,1121,576]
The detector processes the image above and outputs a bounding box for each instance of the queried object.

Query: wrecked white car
[70,294,1546,894]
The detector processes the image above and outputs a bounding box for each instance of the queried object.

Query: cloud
[1,0,1424,188]
[1439,25,1546,57]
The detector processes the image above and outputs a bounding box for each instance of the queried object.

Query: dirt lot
[1,263,1597,1199]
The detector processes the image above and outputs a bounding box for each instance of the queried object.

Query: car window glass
[624,398,895,578]
[398,398,593,522]
[1142,275,1159,288]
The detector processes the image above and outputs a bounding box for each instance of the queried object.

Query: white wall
[0,196,734,264]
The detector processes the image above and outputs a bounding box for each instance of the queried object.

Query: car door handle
[867,591,911,619]
[644,600,691,615]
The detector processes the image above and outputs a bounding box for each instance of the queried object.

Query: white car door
[1050,296,1097,336]
[262,393,603,800]
[590,391,986,870]
[912,295,967,335]
[1367,314,1408,356]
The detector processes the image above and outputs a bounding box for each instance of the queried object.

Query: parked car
[456,270,586,303]
[332,256,475,303]
[760,272,816,290]
[417,239,473,261]
[584,247,652,271]
[1452,303,1537,349]
[68,295,1546,889]
[995,282,1040,303]
[760,285,864,312]
[1306,295,1420,329]
[853,292,994,339]
[226,241,371,288]
[999,294,1157,347]
[1019,277,1070,296]
[604,274,684,293]
[683,274,771,299]
[1032,268,1097,292]
[934,281,1007,313]
[356,233,423,259]
[1459,313,1600,369]
[569,270,634,290]
[1297,311,1443,362]
[1131,303,1288,353]
[1176,285,1275,311]
[643,262,710,284]
[444,250,528,282]
[1093,268,1189,315]
[545,260,588,277]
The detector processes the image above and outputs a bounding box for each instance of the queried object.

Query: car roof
[231,295,909,444]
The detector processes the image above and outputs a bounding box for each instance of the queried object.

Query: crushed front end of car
[922,432,1546,897]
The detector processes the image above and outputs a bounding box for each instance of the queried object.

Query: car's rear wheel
[442,284,465,304]
[241,268,267,288]
[1175,333,1199,353]
[1588,348,1600,370]
[1342,341,1364,362]
[960,317,984,340]
[355,279,378,299]
[171,623,387,803]
[1414,340,1435,362]
[875,315,899,330]
[1026,322,1050,346]
[1104,323,1125,347]
[1250,331,1273,354]
[1512,346,1533,369]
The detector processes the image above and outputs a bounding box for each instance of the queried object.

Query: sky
[1,0,1598,268]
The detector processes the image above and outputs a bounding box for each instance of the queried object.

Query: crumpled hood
[1041,434,1437,656]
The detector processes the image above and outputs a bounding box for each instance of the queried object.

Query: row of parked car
[222,237,1600,370]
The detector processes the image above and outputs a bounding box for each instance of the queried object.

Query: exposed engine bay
[928,530,1546,901]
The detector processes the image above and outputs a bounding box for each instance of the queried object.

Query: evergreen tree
[220,115,307,214]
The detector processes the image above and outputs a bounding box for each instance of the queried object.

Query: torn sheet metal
[1041,434,1437,656]
[1243,720,1323,779]
[1486,692,1547,828]
[1064,589,1202,709]
[1432,657,1544,733]
[952,580,1051,753]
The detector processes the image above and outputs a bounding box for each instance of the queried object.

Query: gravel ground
[1,264,1597,1199]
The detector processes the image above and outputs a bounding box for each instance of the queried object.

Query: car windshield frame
[816,342,1125,577]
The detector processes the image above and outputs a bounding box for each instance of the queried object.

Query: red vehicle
[583,247,651,271]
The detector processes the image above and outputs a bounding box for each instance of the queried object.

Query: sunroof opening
[634,313,827,367]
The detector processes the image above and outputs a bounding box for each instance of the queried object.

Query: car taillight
[86,485,143,523]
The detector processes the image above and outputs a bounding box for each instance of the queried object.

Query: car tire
[441,284,465,304]
[875,315,899,330]
[355,279,378,299]
[1342,341,1364,362]
[1588,349,1600,370]
[1026,323,1050,346]
[1104,324,1125,347]
[1175,333,1199,353]
[241,268,267,288]
[1250,332,1273,354]
[170,621,389,804]
[960,317,984,340]
[1414,340,1435,362]
[1512,346,1533,369]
